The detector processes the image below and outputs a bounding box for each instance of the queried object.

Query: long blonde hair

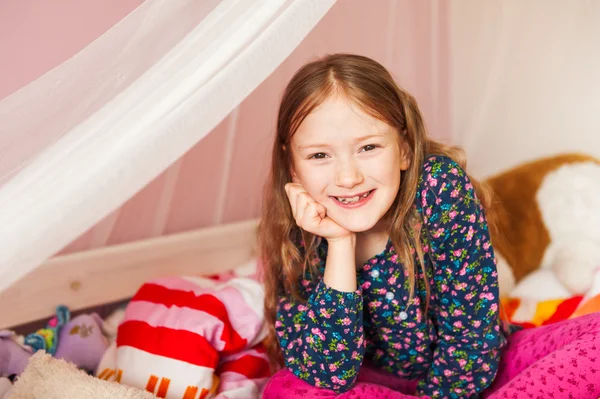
[259,53,499,369]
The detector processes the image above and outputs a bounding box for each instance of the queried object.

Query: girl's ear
[291,169,300,183]
[399,134,411,171]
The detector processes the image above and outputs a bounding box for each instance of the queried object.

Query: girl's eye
[309,152,328,160]
[361,144,379,152]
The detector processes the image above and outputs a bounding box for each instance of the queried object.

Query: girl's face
[290,95,410,233]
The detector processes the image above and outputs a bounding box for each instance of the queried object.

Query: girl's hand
[284,183,353,242]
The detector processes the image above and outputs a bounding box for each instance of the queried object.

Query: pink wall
[0,0,451,254]
[0,0,145,100]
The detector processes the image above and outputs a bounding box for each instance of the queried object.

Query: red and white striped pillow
[97,275,269,399]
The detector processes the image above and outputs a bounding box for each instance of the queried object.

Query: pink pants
[262,313,600,398]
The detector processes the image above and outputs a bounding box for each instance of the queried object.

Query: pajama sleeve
[416,157,506,399]
[275,277,365,393]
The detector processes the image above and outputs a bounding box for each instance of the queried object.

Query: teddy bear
[485,153,600,300]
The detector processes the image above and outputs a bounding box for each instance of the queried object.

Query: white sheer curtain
[54,0,451,256]
[450,0,600,177]
[0,0,335,292]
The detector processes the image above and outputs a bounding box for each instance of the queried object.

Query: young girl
[259,54,600,399]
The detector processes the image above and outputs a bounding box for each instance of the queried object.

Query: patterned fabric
[263,368,419,399]
[264,313,600,398]
[483,312,600,398]
[275,156,508,398]
[97,276,270,399]
[501,268,600,328]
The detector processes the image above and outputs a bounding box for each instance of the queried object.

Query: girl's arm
[417,157,506,399]
[323,236,358,292]
[275,242,365,393]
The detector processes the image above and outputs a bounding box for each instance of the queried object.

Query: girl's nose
[335,160,364,189]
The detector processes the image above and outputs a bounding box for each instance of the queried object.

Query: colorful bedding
[501,270,600,329]
[96,261,270,399]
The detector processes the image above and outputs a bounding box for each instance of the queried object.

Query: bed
[1,219,269,399]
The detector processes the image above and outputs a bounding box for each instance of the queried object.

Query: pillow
[100,276,266,398]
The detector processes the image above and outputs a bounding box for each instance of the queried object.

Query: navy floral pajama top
[275,156,509,398]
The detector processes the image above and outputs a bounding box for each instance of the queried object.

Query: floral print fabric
[275,156,507,398]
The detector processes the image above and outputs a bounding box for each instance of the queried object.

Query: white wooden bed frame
[0,218,259,330]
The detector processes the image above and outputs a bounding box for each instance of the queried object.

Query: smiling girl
[259,54,600,399]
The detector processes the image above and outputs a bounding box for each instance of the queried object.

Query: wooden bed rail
[0,219,259,329]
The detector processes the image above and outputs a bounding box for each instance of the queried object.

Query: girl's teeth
[340,196,358,203]
[337,191,371,203]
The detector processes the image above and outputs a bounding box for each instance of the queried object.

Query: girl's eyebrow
[354,133,387,142]
[295,142,330,151]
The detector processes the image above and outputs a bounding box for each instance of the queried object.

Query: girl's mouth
[331,190,375,208]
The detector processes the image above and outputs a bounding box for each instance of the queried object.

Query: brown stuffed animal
[485,153,600,298]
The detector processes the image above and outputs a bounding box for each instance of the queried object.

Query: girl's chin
[329,216,379,234]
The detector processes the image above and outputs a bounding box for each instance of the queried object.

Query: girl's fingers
[303,201,322,228]
[285,184,342,239]
[284,184,297,214]
[314,202,327,220]
[286,184,306,216]
[285,183,350,241]
[295,192,312,227]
